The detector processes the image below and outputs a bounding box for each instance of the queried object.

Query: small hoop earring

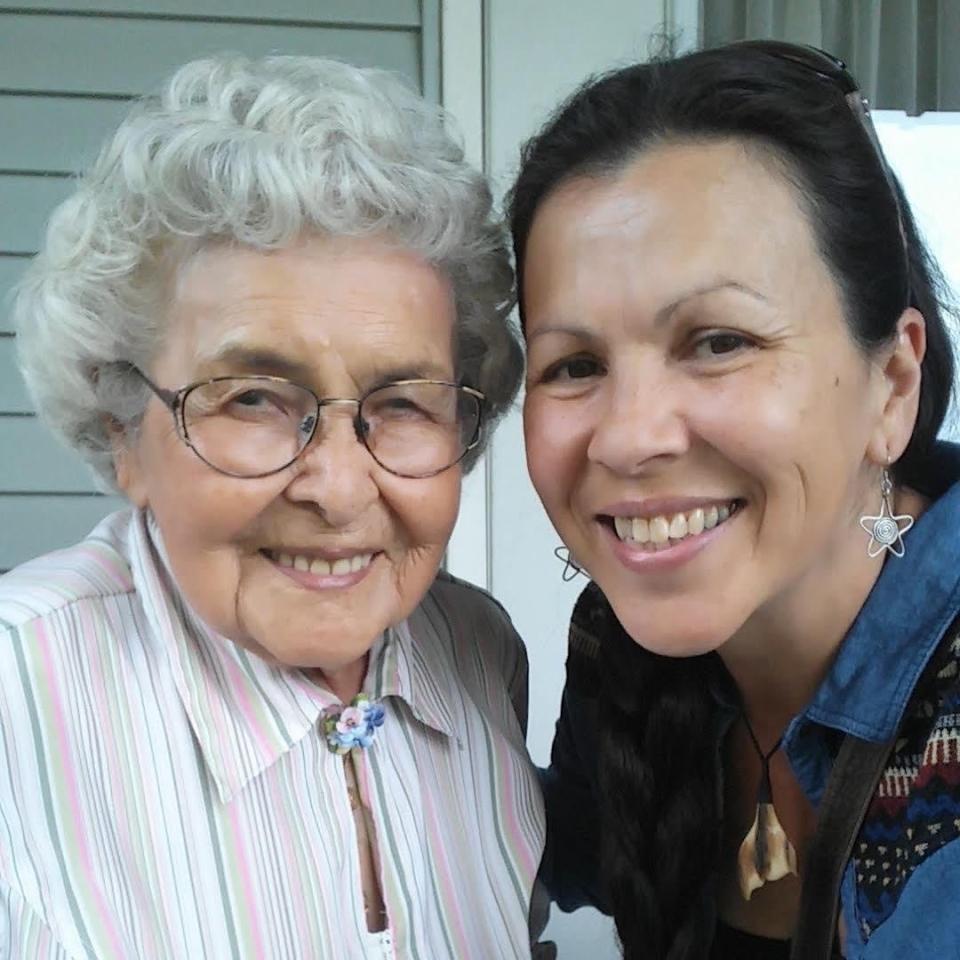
[859,466,914,558]
[553,545,585,581]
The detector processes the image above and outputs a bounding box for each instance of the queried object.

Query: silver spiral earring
[859,467,914,558]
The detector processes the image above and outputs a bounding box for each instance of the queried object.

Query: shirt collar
[798,442,960,743]
[367,608,456,739]
[127,511,454,802]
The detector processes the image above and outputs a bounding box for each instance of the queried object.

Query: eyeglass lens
[180,379,480,478]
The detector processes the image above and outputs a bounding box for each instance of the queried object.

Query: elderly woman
[1,55,545,959]
[511,41,959,960]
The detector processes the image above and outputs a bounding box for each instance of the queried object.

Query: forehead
[522,138,823,312]
[162,235,456,379]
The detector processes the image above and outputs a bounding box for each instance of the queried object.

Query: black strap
[790,733,896,960]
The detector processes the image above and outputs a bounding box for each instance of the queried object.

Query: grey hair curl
[13,54,522,487]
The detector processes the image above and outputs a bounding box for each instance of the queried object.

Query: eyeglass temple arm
[127,364,180,411]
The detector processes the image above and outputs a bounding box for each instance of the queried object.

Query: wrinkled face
[522,140,891,657]
[118,236,461,675]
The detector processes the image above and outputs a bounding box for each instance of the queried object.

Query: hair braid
[598,608,726,959]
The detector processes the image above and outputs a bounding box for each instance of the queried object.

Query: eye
[382,396,422,414]
[220,387,294,421]
[366,394,433,422]
[689,331,755,360]
[540,355,605,383]
[232,389,270,407]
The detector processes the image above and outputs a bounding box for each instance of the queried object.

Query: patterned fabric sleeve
[0,874,82,960]
[504,615,530,740]
[854,622,960,941]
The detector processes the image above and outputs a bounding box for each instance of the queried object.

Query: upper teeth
[274,552,374,575]
[613,503,735,544]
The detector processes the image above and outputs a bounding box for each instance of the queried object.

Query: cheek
[522,396,590,504]
[383,470,461,554]
[158,487,265,552]
[695,358,838,469]
[148,452,280,549]
[131,428,286,627]
[152,481,281,632]
[694,359,872,540]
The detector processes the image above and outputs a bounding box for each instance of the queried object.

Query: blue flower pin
[323,695,386,755]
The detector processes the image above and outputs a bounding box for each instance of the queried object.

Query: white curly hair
[13,53,522,488]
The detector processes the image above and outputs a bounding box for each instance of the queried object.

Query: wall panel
[0,14,421,96]
[1,0,437,569]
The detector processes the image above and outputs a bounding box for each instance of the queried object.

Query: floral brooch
[323,695,386,755]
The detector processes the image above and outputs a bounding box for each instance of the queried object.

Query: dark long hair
[508,44,955,959]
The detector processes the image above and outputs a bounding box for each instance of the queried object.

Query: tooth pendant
[737,801,799,900]
[736,733,798,901]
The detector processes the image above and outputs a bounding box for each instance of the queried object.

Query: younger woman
[511,41,959,959]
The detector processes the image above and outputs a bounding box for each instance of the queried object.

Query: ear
[866,307,926,466]
[106,418,148,508]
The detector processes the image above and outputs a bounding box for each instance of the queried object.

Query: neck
[311,654,369,704]
[720,486,925,735]
[721,530,884,737]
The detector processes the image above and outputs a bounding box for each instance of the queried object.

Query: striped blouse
[0,510,547,959]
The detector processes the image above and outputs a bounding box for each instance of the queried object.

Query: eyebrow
[656,280,768,323]
[197,346,453,388]
[526,280,767,343]
[198,346,316,382]
[364,362,456,388]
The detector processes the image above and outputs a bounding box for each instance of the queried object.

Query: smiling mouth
[261,550,376,576]
[603,499,744,552]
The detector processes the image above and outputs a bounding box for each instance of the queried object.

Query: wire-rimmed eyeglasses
[128,365,485,479]
[730,40,910,307]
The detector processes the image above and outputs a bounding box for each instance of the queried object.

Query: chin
[231,629,371,672]
[609,599,734,660]
[293,641,375,673]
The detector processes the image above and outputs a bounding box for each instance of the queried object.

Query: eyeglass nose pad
[299,413,318,441]
[352,413,368,444]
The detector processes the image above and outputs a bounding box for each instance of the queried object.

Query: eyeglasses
[730,40,910,305]
[129,366,485,479]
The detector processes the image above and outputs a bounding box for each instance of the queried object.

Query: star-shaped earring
[553,545,586,581]
[859,468,914,558]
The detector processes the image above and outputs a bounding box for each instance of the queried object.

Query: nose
[284,403,379,523]
[586,364,691,475]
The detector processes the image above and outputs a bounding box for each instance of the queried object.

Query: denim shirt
[541,443,960,956]
[786,442,960,956]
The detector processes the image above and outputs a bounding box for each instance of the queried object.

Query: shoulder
[569,580,609,657]
[849,837,960,954]
[425,570,520,641]
[0,509,135,632]
[856,618,960,940]
[414,571,526,677]
[563,581,616,697]
[429,569,514,618]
